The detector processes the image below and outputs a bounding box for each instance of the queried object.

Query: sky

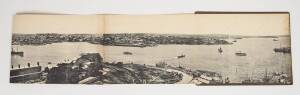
[13,14,102,34]
[13,13,290,36]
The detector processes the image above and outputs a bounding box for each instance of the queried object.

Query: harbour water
[11,37,292,83]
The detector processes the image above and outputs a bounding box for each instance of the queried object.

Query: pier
[10,63,42,83]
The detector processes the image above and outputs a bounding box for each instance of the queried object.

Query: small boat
[177,54,185,59]
[232,40,237,42]
[123,51,133,55]
[218,47,223,53]
[235,51,247,56]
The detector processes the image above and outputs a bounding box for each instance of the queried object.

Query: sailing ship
[11,47,24,56]
[262,68,271,83]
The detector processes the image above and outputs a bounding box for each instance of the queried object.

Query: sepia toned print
[10,12,292,85]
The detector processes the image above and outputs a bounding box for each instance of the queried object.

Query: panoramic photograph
[10,12,292,85]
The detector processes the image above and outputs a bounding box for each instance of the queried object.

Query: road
[147,66,193,84]
[166,69,193,84]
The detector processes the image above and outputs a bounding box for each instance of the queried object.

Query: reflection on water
[11,37,292,83]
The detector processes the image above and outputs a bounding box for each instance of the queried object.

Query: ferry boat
[235,51,247,56]
[123,51,133,55]
[235,37,243,39]
[274,47,291,53]
[177,54,185,58]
